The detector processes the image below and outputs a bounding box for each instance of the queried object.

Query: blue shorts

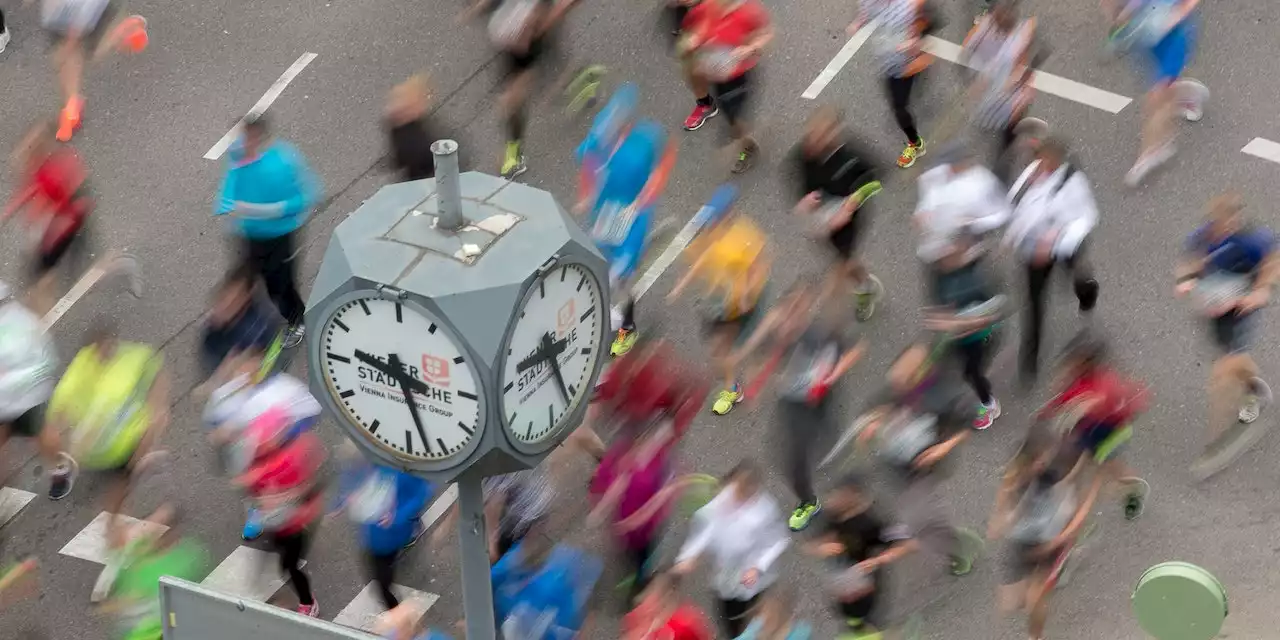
[1147,20,1195,86]
[595,204,652,286]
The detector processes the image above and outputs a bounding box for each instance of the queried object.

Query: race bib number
[696,46,741,82]
[489,0,539,49]
[591,201,639,246]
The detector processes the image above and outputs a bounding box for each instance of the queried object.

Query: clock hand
[388,353,432,454]
[539,332,571,405]
[515,346,549,374]
[549,354,571,405]
[355,349,429,395]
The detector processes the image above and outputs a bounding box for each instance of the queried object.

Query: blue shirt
[1187,225,1274,276]
[594,120,665,208]
[214,140,321,239]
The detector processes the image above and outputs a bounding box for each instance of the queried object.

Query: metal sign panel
[160,577,377,640]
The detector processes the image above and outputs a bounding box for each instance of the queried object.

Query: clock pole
[455,468,497,640]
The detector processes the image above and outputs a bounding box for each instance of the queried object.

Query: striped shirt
[859,0,924,78]
[486,466,556,534]
[965,18,1037,131]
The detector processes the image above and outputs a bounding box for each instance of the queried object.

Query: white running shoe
[1124,143,1176,188]
[0,27,11,54]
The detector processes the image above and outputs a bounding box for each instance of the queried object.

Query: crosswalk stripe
[58,511,170,564]
[201,545,307,602]
[0,487,36,528]
[332,582,440,632]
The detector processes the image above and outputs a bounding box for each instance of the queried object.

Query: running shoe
[973,398,1001,430]
[731,141,757,174]
[565,65,607,114]
[242,507,264,541]
[1238,394,1261,424]
[838,620,884,640]
[788,501,821,531]
[47,454,78,501]
[1123,490,1144,520]
[0,27,10,54]
[56,96,84,142]
[112,15,149,54]
[1174,77,1208,122]
[896,138,925,168]
[1123,143,1175,187]
[711,386,742,415]
[282,323,306,349]
[683,102,718,131]
[297,602,320,617]
[853,274,883,322]
[610,327,638,357]
[501,141,527,179]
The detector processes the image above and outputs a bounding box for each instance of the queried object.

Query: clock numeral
[340,389,356,399]
[560,265,567,282]
[527,421,533,438]
[368,419,381,435]
[579,307,595,323]
[358,299,371,316]
[539,280,546,299]
[327,352,351,364]
[457,390,477,401]
[547,405,554,430]
[333,319,351,333]
[457,421,474,436]
[580,347,592,356]
[568,384,576,397]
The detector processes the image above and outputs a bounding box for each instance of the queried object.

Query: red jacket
[1041,368,1148,428]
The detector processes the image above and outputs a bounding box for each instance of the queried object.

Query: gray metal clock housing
[305,170,610,484]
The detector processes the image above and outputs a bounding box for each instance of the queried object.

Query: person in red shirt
[622,572,714,640]
[677,0,773,173]
[4,121,95,315]
[1039,330,1150,519]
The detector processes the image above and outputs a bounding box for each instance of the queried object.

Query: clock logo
[421,354,451,386]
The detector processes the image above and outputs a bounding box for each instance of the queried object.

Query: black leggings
[717,594,761,637]
[242,233,305,326]
[1021,252,1098,377]
[955,338,994,405]
[624,539,659,603]
[993,119,1021,185]
[366,551,400,610]
[884,74,921,145]
[271,530,315,606]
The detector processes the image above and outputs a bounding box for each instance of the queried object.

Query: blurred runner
[48,320,170,602]
[668,211,770,415]
[733,283,866,530]
[988,428,1102,640]
[334,449,434,612]
[622,572,714,640]
[203,342,320,542]
[375,600,455,640]
[733,589,811,640]
[1175,194,1276,471]
[913,143,1009,269]
[5,120,95,315]
[432,465,556,563]
[492,537,601,639]
[103,505,207,640]
[1004,138,1099,384]
[227,406,327,616]
[40,0,148,140]
[385,74,443,182]
[198,265,282,387]
[857,343,981,577]
[466,0,578,177]
[0,280,76,500]
[1039,331,1150,518]
[1108,0,1206,186]
[214,113,321,349]
[806,474,916,640]
[575,87,678,356]
[847,0,938,168]
[673,460,789,637]
[676,0,772,173]
[791,106,886,321]
[588,415,684,602]
[960,0,1049,183]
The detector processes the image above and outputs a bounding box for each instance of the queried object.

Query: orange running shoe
[56,96,84,142]
[115,15,149,53]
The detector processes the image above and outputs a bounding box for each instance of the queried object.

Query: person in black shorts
[791,106,885,321]
[468,0,578,178]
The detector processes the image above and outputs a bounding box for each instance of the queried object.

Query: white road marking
[0,487,35,528]
[801,21,878,100]
[421,484,457,530]
[333,582,440,631]
[1242,137,1280,164]
[59,512,170,564]
[921,37,1132,114]
[201,546,307,601]
[203,52,319,160]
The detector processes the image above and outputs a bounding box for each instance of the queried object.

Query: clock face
[500,262,606,446]
[320,296,483,462]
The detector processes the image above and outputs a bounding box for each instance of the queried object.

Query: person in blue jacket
[213,112,321,349]
[341,459,434,612]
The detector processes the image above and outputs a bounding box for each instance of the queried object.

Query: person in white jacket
[914,143,1011,267]
[674,460,789,637]
[1003,137,1099,382]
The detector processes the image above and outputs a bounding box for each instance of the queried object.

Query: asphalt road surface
[1,0,1279,638]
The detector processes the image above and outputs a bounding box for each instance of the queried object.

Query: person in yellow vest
[46,320,171,602]
[668,211,770,415]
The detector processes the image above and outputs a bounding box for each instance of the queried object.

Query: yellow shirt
[688,217,768,317]
[51,343,161,469]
